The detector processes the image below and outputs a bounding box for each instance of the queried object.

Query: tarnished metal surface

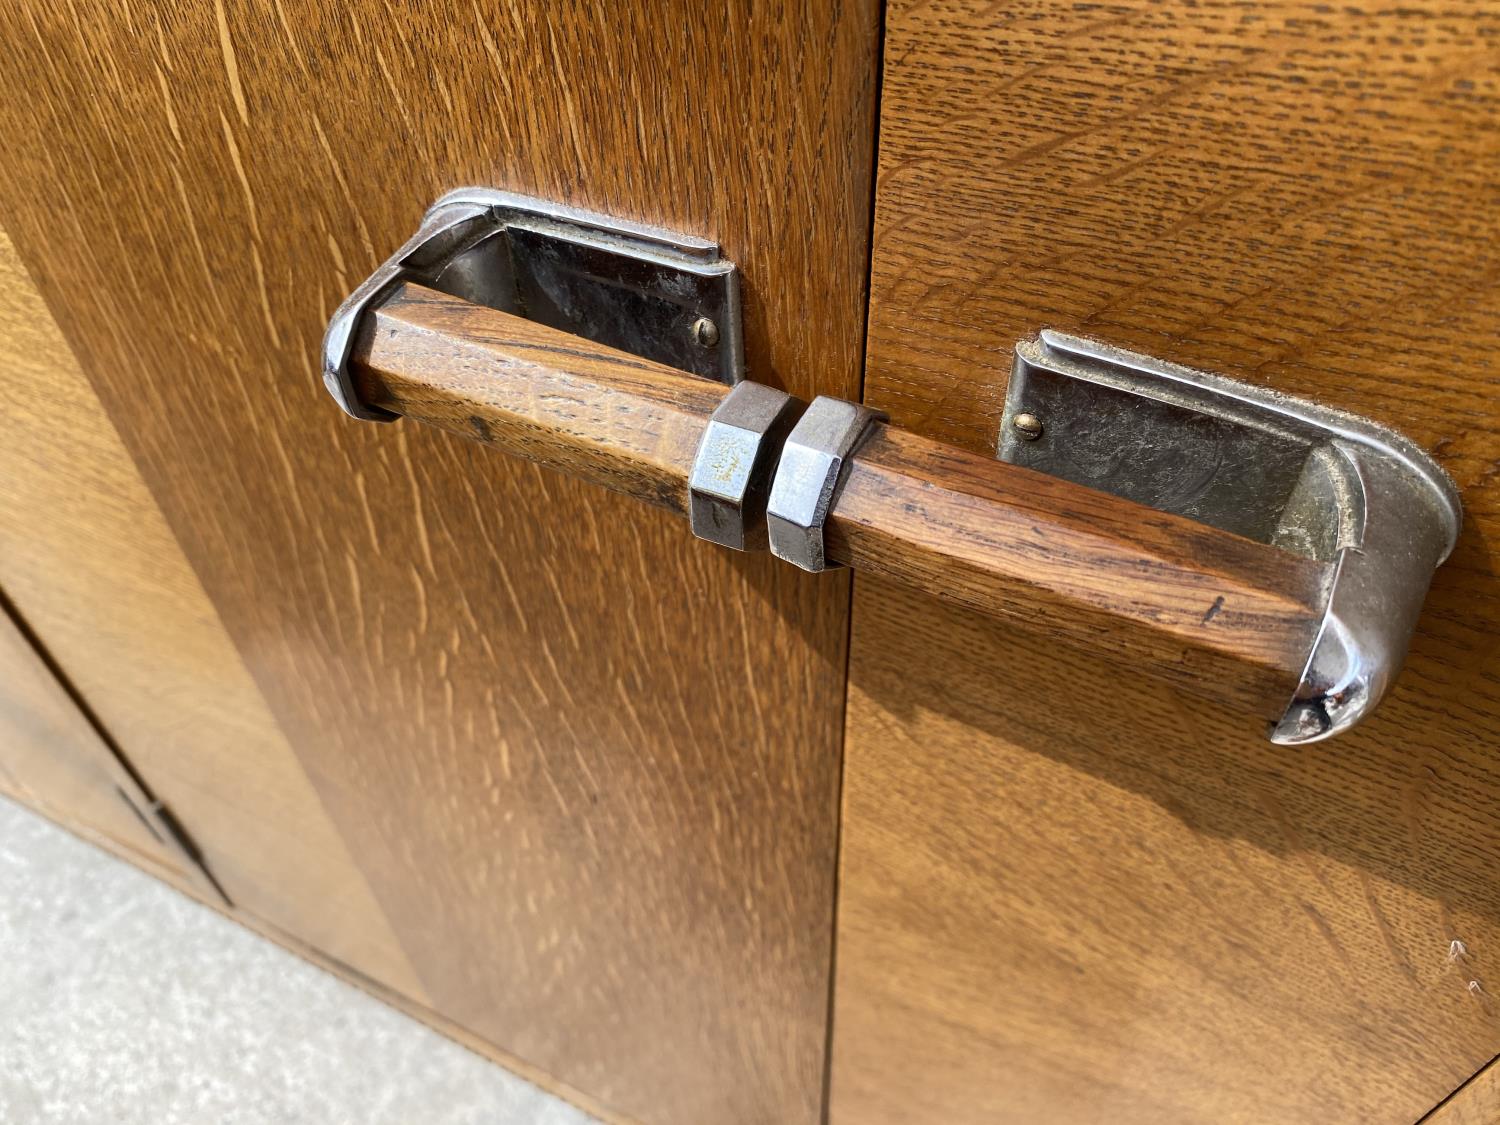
[1000,331,1461,744]
[767,396,885,573]
[689,382,803,551]
[322,188,743,421]
[322,199,492,421]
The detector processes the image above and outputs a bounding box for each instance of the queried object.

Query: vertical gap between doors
[820,0,889,1120]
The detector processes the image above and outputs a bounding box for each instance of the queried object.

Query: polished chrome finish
[1268,443,1454,745]
[322,188,744,421]
[323,199,491,421]
[767,396,886,572]
[690,381,804,551]
[1000,330,1461,744]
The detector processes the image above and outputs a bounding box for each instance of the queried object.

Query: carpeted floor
[0,796,598,1125]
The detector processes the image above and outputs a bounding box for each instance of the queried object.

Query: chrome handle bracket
[322,188,745,422]
[999,330,1461,745]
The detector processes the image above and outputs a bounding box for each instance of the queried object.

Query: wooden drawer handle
[339,280,1442,743]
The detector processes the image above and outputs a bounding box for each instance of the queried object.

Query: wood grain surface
[0,227,425,999]
[828,426,1329,717]
[833,2,1500,1123]
[18,788,637,1125]
[0,599,189,886]
[355,283,729,515]
[0,4,879,1123]
[362,285,1327,720]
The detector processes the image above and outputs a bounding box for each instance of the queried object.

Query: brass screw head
[691,317,720,348]
[1012,411,1043,441]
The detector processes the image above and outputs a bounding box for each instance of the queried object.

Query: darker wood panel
[0,598,187,883]
[0,4,878,1123]
[837,2,1500,1123]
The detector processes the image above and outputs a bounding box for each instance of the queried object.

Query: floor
[0,796,599,1125]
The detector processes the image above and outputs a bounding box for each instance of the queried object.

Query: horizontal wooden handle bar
[353,283,729,515]
[825,431,1328,716]
[353,283,1330,719]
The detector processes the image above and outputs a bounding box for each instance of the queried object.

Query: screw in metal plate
[1012,411,1044,441]
[690,316,720,349]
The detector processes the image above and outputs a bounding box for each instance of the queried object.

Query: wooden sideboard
[0,3,1494,1123]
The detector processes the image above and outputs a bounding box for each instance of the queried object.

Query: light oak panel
[0,4,878,1122]
[834,2,1500,1123]
[18,794,634,1125]
[0,227,424,999]
[837,583,1500,1124]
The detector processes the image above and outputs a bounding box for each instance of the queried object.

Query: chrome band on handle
[689,382,803,552]
[766,396,886,572]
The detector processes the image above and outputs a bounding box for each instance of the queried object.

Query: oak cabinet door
[0,4,878,1123]
[831,3,1500,1124]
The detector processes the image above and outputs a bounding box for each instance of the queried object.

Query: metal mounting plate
[999,331,1461,745]
[323,188,743,421]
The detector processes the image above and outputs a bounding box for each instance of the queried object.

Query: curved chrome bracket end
[1000,331,1461,745]
[1269,441,1460,745]
[320,188,745,423]
[321,200,490,422]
